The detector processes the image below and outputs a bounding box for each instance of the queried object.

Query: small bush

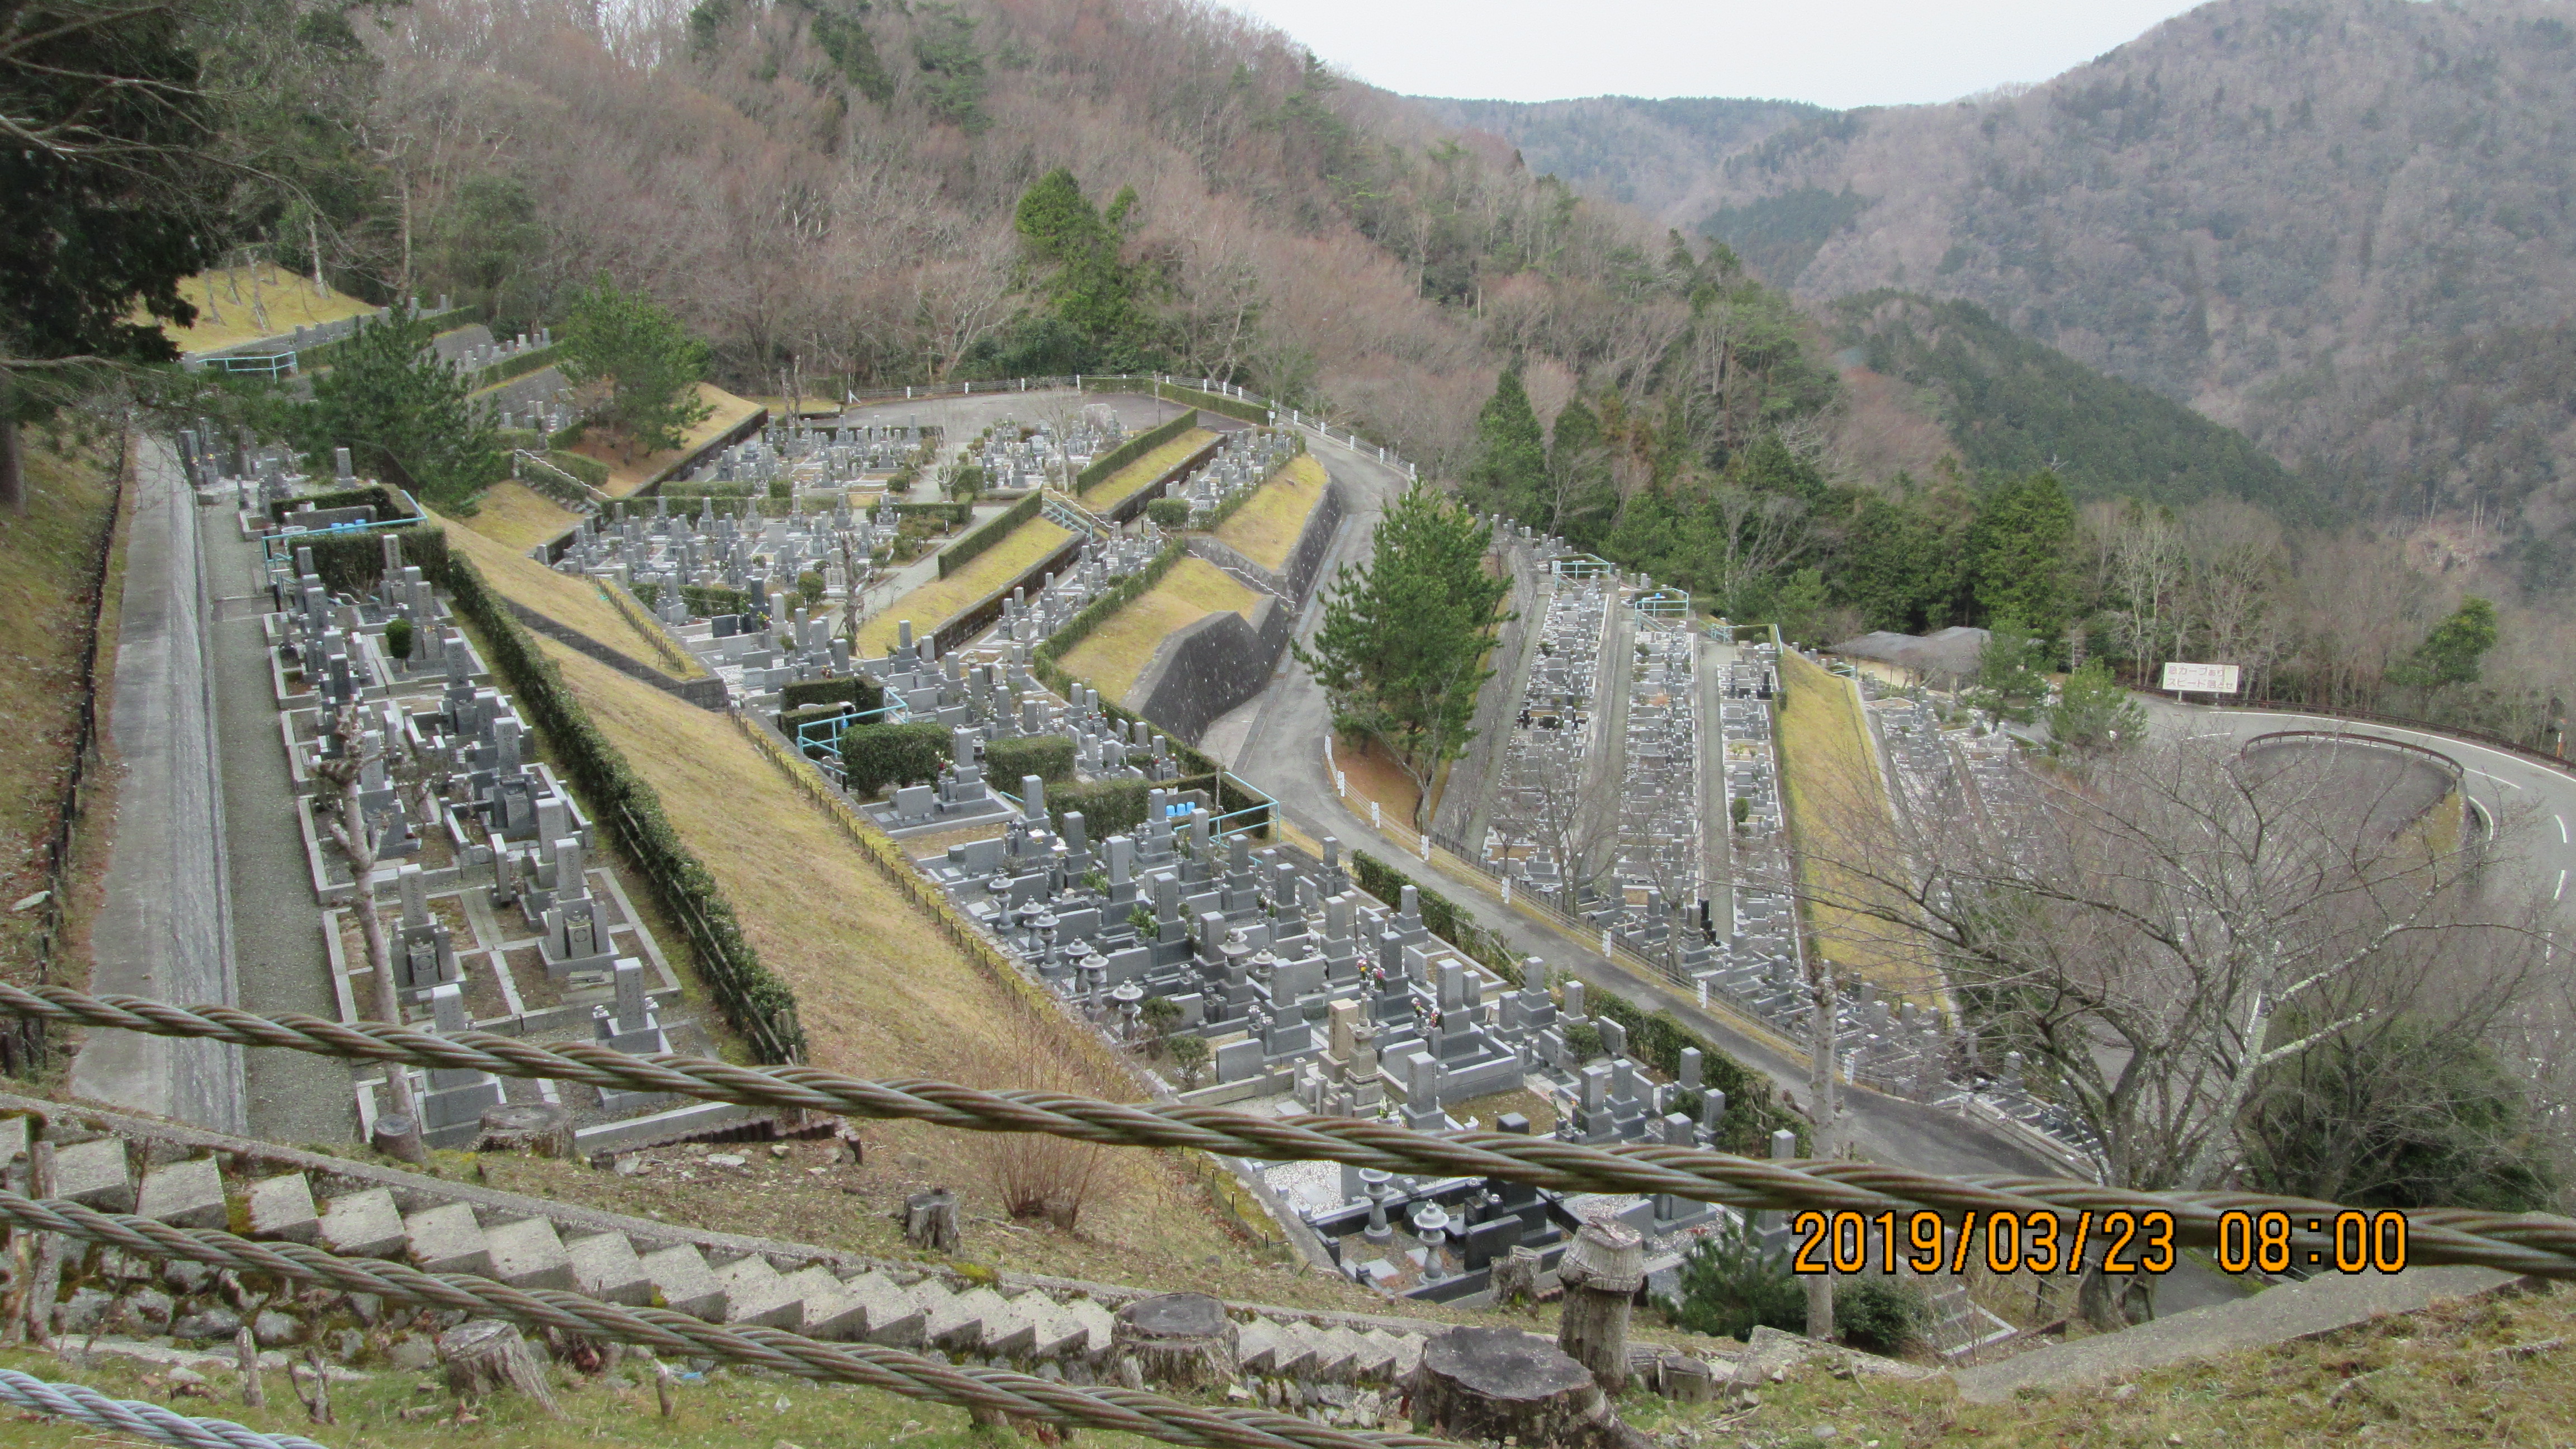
[1045,777,1151,839]
[984,734,1074,787]
[779,674,884,713]
[839,721,951,798]
[1145,497,1190,528]
[384,617,415,660]
[1166,1033,1210,1090]
[1562,1020,1603,1062]
[1835,1279,1926,1355]
[1659,1219,1806,1341]
[768,475,792,501]
[797,570,826,606]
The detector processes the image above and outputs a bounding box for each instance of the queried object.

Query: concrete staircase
[6,1102,1437,1390]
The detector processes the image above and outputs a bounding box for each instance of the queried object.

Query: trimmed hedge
[269,484,418,526]
[779,675,885,713]
[1032,538,1186,678]
[546,451,609,488]
[936,493,1041,579]
[1197,437,1305,534]
[1144,498,1190,528]
[780,702,865,747]
[1045,778,1152,839]
[437,551,807,1063]
[291,523,449,596]
[468,340,565,392]
[840,721,952,798]
[683,584,753,618]
[1076,411,1196,495]
[1351,850,1519,986]
[892,500,973,528]
[1584,991,1807,1157]
[1083,376,1268,426]
[984,735,1074,787]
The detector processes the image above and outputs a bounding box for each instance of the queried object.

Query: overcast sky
[1215,0,2214,110]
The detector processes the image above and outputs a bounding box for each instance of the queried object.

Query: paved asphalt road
[1188,428,2285,1305]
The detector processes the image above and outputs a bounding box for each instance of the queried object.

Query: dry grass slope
[852,516,1074,657]
[1775,648,1935,1003]
[147,267,378,354]
[567,384,764,497]
[1055,557,1259,705]
[453,479,583,551]
[0,441,117,983]
[528,636,1243,1267]
[1082,429,1217,509]
[436,512,705,679]
[1211,454,1327,571]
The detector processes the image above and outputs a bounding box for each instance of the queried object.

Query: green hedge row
[468,341,565,392]
[287,523,449,596]
[936,493,1041,579]
[1045,777,1152,839]
[779,675,885,713]
[438,551,807,1064]
[1083,377,1268,426]
[984,735,1074,787]
[1076,411,1196,495]
[840,721,951,798]
[1032,539,1186,677]
[893,500,973,527]
[268,484,418,526]
[1350,850,1520,986]
[1583,992,1807,1157]
[546,451,609,488]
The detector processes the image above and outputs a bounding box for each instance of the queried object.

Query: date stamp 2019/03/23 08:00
[1786,1209,2416,1277]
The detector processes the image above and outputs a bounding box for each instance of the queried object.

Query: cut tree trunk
[1556,1218,1645,1394]
[1490,1244,1542,1312]
[1110,1292,1239,1392]
[476,1103,574,1159]
[439,1318,564,1417]
[370,1112,428,1165]
[902,1187,959,1254]
[1407,1326,1645,1449]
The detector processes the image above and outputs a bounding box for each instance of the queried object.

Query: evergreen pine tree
[1465,363,1547,523]
[300,314,504,510]
[1968,470,2077,640]
[561,275,715,457]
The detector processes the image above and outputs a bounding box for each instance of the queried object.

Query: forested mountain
[1707,2,2573,536]
[1832,291,2308,518]
[1408,95,1822,219]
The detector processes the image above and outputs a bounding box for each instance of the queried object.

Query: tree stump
[1556,1218,1645,1394]
[370,1112,428,1165]
[475,1104,574,1159]
[1110,1293,1239,1391]
[438,1318,564,1418]
[1406,1327,1645,1449]
[902,1187,959,1254]
[1491,1244,1542,1313]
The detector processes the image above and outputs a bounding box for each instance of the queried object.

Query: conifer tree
[300,314,503,510]
[1465,363,1547,522]
[562,274,714,457]
[1294,487,1512,827]
[1968,470,2077,640]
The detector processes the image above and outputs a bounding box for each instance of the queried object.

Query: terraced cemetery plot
[852,516,1074,657]
[566,383,765,496]
[1081,428,1217,510]
[1053,556,1259,703]
[1212,454,1328,570]
[149,267,379,353]
[437,510,706,679]
[1775,647,1933,1002]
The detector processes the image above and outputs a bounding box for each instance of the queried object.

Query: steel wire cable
[0,1366,334,1449]
[4,982,2575,1277]
[0,1192,1445,1449]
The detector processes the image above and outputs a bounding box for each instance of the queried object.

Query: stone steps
[3,1112,1439,1390]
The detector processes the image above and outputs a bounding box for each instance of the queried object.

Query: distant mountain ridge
[1414,0,2576,559]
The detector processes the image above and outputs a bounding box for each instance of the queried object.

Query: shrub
[1139,996,1181,1040]
[984,734,1074,787]
[1166,1033,1210,1090]
[1835,1279,1926,1355]
[546,451,609,489]
[769,475,792,501]
[1732,794,1752,825]
[1562,1020,1603,1062]
[384,617,415,660]
[1145,497,1190,528]
[1045,777,1152,839]
[797,571,826,607]
[839,721,951,798]
[1659,1219,1806,1341]
[779,675,884,713]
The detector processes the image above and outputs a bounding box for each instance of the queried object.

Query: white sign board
[2161,662,2242,694]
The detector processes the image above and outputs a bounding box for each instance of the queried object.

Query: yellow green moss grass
[451,479,581,551]
[1212,454,1327,571]
[852,517,1074,658]
[149,267,378,355]
[1081,429,1216,509]
[435,511,706,680]
[1054,557,1258,704]
[1775,647,1935,1002]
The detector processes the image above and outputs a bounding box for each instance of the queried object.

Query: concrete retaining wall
[499,598,731,709]
[1128,594,1299,745]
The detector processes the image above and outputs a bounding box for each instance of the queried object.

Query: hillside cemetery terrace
[174,428,736,1158]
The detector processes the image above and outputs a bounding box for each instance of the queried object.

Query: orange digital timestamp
[2214,1209,2410,1275]
[1786,1210,2181,1276]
